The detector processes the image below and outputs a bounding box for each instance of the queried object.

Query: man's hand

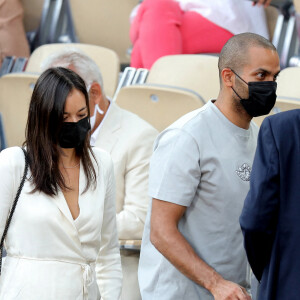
[252,0,272,8]
[210,278,252,300]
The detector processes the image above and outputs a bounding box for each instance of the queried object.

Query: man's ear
[89,82,104,106]
[221,68,235,88]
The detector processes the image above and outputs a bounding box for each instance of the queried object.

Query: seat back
[253,112,275,127]
[22,0,44,33]
[146,55,220,103]
[26,43,120,98]
[265,6,279,40]
[274,97,300,111]
[68,0,137,64]
[276,67,300,98]
[112,67,149,101]
[294,0,300,12]
[115,85,204,132]
[0,73,39,147]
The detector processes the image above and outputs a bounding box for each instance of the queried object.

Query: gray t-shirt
[138,100,259,299]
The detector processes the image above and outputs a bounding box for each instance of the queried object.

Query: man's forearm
[151,223,221,294]
[150,199,250,299]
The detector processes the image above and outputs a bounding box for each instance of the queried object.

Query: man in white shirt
[42,49,158,300]
[138,32,280,300]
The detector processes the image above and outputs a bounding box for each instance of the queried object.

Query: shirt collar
[90,97,112,146]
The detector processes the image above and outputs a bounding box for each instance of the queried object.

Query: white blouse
[0,147,122,300]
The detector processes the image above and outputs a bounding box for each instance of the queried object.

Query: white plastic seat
[115,85,204,132]
[276,67,300,99]
[0,73,39,146]
[146,54,220,103]
[68,0,137,64]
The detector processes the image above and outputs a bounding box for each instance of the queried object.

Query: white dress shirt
[90,99,112,147]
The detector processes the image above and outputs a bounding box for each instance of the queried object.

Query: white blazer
[94,103,158,240]
[0,147,122,300]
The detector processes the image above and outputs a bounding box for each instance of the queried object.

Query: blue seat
[0,112,7,151]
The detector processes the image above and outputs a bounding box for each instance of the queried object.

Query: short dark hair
[25,67,97,196]
[218,33,277,84]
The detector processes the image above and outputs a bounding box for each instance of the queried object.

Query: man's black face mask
[231,70,277,117]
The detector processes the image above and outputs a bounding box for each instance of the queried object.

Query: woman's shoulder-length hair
[25,67,97,196]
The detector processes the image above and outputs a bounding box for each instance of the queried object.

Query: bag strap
[0,147,29,275]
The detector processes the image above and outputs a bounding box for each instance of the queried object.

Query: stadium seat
[146,54,220,103]
[276,67,300,99]
[26,43,120,98]
[112,67,149,101]
[22,0,44,49]
[253,112,275,127]
[275,97,300,111]
[115,85,204,132]
[22,0,44,34]
[68,0,137,64]
[265,5,279,41]
[0,73,39,147]
[270,0,298,68]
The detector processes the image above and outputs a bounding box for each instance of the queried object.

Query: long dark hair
[24,67,97,196]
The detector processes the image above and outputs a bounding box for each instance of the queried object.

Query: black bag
[0,148,29,275]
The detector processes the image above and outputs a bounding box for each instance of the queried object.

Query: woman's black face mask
[58,116,91,149]
[231,70,277,117]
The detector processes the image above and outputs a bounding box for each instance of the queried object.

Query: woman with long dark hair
[0,67,122,299]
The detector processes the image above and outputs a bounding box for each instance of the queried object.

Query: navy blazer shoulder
[240,109,300,300]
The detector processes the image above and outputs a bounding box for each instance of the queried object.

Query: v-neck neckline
[60,160,83,222]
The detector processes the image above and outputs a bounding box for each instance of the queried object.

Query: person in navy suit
[240,109,300,300]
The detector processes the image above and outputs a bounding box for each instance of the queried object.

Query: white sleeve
[0,148,23,241]
[116,127,157,240]
[96,156,122,300]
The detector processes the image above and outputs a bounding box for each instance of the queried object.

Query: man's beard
[232,94,245,114]
[231,81,249,115]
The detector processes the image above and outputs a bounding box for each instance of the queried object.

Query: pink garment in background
[130,0,269,69]
[130,0,233,69]
[0,0,30,67]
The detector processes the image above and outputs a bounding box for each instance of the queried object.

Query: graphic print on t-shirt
[236,163,251,181]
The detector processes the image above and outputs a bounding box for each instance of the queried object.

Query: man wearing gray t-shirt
[138,33,280,300]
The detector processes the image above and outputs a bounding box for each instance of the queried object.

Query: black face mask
[59,116,91,149]
[231,70,277,117]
